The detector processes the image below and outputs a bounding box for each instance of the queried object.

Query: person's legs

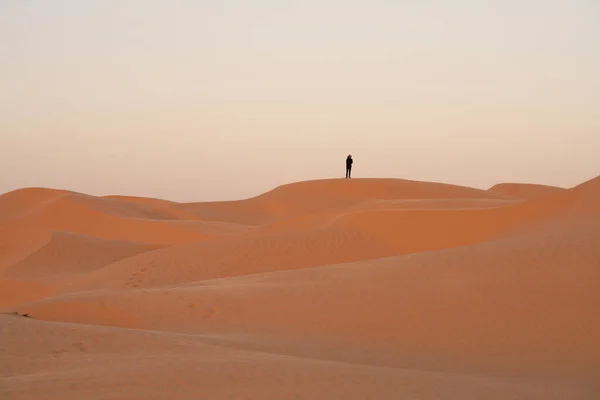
[346,167,349,178]
[348,166,352,178]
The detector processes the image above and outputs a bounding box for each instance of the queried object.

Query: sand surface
[1,177,599,399]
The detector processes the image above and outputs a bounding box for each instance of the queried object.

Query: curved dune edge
[56,204,577,293]
[13,197,214,245]
[0,187,73,223]
[56,224,397,292]
[176,178,515,225]
[0,222,52,274]
[488,182,566,200]
[54,195,566,293]
[30,179,600,292]
[4,231,161,282]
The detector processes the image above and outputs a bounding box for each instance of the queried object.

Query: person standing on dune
[346,154,353,178]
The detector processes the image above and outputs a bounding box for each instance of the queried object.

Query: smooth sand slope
[1,177,599,399]
[488,182,566,200]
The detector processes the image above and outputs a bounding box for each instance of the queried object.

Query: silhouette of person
[346,154,353,178]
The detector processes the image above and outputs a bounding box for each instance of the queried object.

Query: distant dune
[488,182,566,199]
[1,176,599,400]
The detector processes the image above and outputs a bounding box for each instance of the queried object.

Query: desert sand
[1,176,599,399]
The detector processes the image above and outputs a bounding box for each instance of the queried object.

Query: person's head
[348,154,352,158]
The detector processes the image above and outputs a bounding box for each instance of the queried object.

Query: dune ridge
[488,182,566,199]
[1,176,599,399]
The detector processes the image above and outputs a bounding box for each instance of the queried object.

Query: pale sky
[1,0,598,201]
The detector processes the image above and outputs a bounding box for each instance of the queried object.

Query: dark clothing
[345,157,353,178]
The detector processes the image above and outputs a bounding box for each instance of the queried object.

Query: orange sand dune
[4,231,160,282]
[504,174,600,220]
[261,197,521,234]
[58,200,562,293]
[1,176,599,399]
[488,182,566,199]
[177,178,512,225]
[0,187,73,223]
[57,224,396,292]
[3,315,586,400]
[13,214,599,379]
[329,185,584,253]
[2,188,183,221]
[25,191,191,220]
[0,279,57,308]
[0,222,51,274]
[103,194,204,220]
[566,175,600,213]
[8,193,213,245]
[346,196,521,210]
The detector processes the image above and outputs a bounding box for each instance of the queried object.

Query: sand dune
[58,224,397,292]
[566,175,600,213]
[0,222,52,274]
[0,187,73,223]
[1,176,599,399]
[488,182,566,199]
[4,231,160,282]
[12,214,600,376]
[3,314,586,400]
[0,280,56,308]
[103,194,205,220]
[177,178,512,225]
[8,193,213,245]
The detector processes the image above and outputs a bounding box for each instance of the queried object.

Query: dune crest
[1,176,599,399]
[488,182,566,199]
